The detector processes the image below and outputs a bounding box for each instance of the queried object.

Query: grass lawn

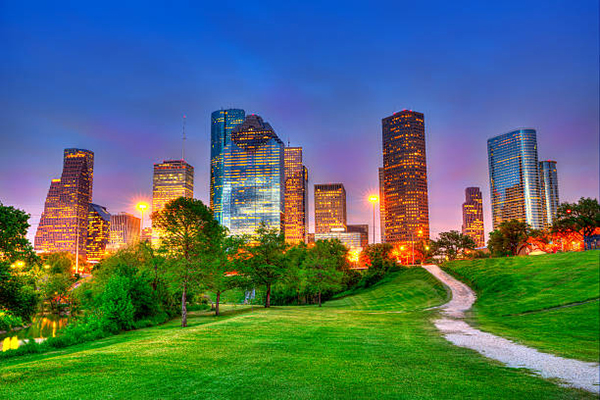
[443,250,600,362]
[0,268,594,399]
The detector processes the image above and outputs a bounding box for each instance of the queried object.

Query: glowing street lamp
[368,195,379,244]
[136,202,149,239]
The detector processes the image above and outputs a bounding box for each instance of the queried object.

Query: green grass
[0,268,594,399]
[443,250,600,362]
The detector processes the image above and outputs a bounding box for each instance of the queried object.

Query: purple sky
[0,1,598,244]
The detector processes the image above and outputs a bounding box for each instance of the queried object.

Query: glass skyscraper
[539,160,559,227]
[461,187,484,247]
[284,147,309,244]
[314,183,347,234]
[152,160,194,216]
[487,129,544,230]
[86,203,111,263]
[210,109,245,224]
[220,114,285,236]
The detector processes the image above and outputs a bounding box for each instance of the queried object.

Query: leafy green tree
[0,262,38,320]
[152,197,221,327]
[488,220,530,256]
[206,235,246,316]
[280,243,310,304]
[553,198,600,250]
[0,203,36,264]
[239,224,288,308]
[100,274,135,333]
[302,240,344,307]
[432,231,477,261]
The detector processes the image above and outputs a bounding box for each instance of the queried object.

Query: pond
[1,314,70,352]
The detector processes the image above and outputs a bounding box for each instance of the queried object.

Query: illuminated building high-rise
[539,160,559,227]
[487,129,544,230]
[35,149,94,258]
[378,167,386,243]
[314,183,347,234]
[221,114,285,236]
[284,147,309,244]
[152,160,194,217]
[210,109,246,223]
[381,110,430,246]
[347,224,369,248]
[461,187,484,247]
[107,213,140,252]
[86,203,111,263]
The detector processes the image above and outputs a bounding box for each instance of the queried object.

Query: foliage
[302,240,345,306]
[0,202,37,264]
[0,261,38,320]
[358,243,397,288]
[0,309,25,332]
[553,198,600,249]
[487,219,530,256]
[431,230,477,261]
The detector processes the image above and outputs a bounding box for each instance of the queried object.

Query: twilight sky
[0,0,598,244]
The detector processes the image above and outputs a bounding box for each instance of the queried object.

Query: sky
[0,0,598,244]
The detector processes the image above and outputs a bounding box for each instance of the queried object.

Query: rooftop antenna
[181,114,186,161]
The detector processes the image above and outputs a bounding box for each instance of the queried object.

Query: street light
[368,195,379,244]
[136,202,149,240]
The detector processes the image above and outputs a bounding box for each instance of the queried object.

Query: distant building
[284,147,309,244]
[210,109,246,223]
[220,114,285,236]
[35,149,94,258]
[141,227,153,243]
[461,187,485,247]
[314,231,362,250]
[381,110,430,246]
[86,203,110,263]
[378,167,386,243]
[152,160,194,216]
[487,129,544,230]
[539,160,559,227]
[107,213,140,252]
[314,183,347,234]
[347,224,369,248]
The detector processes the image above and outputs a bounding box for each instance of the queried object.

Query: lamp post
[368,195,379,244]
[136,202,149,241]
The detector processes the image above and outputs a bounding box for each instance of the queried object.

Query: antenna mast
[181,114,187,160]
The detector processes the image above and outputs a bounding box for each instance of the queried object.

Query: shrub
[0,309,24,332]
[100,274,135,333]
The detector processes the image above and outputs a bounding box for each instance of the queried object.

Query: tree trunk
[318,290,322,307]
[215,291,221,316]
[181,282,188,328]
[265,284,271,308]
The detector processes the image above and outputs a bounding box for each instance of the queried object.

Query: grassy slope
[444,250,600,362]
[0,268,594,399]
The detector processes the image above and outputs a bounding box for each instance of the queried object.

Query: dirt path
[422,264,600,394]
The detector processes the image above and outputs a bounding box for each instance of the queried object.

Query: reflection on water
[1,314,69,352]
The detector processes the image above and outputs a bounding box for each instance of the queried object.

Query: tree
[152,197,221,327]
[0,203,36,264]
[239,223,288,308]
[432,231,477,261]
[302,240,344,307]
[553,198,600,250]
[206,235,246,316]
[487,220,530,256]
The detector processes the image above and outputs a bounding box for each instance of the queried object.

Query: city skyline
[0,1,597,244]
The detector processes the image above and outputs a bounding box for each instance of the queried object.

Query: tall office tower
[347,224,369,248]
[378,167,386,242]
[221,114,285,236]
[210,109,246,223]
[152,160,194,217]
[461,187,484,247]
[381,110,430,246]
[106,213,140,252]
[86,204,111,263]
[487,129,544,230]
[284,147,309,244]
[35,149,94,257]
[539,160,559,227]
[314,183,347,234]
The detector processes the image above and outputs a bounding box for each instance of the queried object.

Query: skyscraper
[461,187,484,247]
[381,110,430,246]
[152,160,194,216]
[210,109,245,223]
[107,213,140,252]
[378,167,386,243]
[35,148,94,257]
[220,114,285,236]
[487,129,544,230]
[347,224,369,248]
[314,183,347,234]
[86,203,111,263]
[539,160,559,227]
[284,147,309,244]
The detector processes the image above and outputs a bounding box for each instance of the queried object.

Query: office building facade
[86,203,111,263]
[152,160,194,216]
[461,187,485,247]
[284,147,309,244]
[107,213,140,252]
[487,129,544,230]
[378,167,386,243]
[347,224,369,248]
[314,183,347,234]
[381,110,430,246]
[539,160,559,227]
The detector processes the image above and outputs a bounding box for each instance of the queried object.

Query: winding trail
[422,264,600,394]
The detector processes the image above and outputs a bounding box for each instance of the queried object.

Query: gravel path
[422,264,600,394]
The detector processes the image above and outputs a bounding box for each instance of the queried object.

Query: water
[1,314,69,352]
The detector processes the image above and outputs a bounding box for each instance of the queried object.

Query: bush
[100,275,135,333]
[0,309,25,332]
